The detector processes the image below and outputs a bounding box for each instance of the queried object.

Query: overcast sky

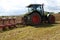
[0,0,60,16]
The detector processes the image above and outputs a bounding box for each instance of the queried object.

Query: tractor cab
[27,4,44,15]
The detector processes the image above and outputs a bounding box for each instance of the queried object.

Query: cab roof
[27,4,43,8]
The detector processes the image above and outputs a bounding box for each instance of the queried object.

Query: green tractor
[23,4,55,25]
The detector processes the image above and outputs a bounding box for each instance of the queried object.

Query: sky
[0,0,60,16]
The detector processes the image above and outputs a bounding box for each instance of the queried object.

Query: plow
[0,4,55,31]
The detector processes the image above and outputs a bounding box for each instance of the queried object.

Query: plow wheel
[31,12,41,25]
[48,15,55,24]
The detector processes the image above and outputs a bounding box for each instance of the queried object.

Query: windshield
[37,6,42,11]
[28,8,34,12]
[28,6,42,12]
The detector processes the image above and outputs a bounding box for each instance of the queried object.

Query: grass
[0,14,60,40]
[0,21,60,40]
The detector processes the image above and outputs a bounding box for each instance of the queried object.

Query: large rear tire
[30,12,41,25]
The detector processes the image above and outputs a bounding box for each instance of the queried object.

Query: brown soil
[53,14,60,21]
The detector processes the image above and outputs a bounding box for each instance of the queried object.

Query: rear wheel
[48,15,55,24]
[30,12,41,25]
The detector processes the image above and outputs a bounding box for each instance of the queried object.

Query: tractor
[23,4,55,25]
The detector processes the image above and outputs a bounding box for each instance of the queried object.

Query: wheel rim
[31,13,41,25]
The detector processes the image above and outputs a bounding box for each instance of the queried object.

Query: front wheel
[48,15,55,24]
